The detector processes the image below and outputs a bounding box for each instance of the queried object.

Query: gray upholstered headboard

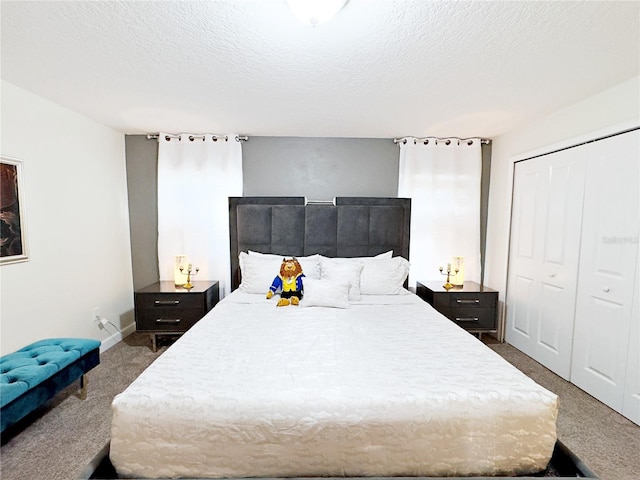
[229,197,411,291]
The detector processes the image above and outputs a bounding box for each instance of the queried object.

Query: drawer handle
[456,317,480,322]
[154,300,180,306]
[456,299,480,305]
[155,318,181,324]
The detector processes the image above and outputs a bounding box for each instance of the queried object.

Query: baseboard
[99,323,136,353]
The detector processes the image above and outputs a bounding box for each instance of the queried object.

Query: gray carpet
[1,333,638,480]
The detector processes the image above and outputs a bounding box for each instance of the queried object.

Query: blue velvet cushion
[0,338,101,408]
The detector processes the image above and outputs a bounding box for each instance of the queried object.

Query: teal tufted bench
[0,338,101,433]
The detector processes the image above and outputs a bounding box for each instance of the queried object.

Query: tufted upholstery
[229,197,411,291]
[0,338,100,433]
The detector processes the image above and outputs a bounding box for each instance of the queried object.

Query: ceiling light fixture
[286,0,348,26]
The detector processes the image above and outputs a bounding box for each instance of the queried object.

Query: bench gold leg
[80,374,88,400]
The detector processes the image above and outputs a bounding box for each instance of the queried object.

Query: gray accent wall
[242,137,399,199]
[125,135,491,290]
[125,135,159,291]
[480,141,492,286]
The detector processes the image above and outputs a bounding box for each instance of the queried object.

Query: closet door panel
[538,283,565,354]
[507,162,546,357]
[571,130,639,411]
[506,147,585,379]
[534,158,586,377]
[622,263,639,425]
[511,275,535,336]
[544,163,575,265]
[533,149,585,380]
[574,297,625,383]
[515,169,542,261]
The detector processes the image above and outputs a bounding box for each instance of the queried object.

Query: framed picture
[1,156,29,265]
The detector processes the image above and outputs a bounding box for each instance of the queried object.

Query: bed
[106,197,585,479]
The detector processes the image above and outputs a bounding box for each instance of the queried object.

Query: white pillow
[301,279,350,309]
[239,253,320,293]
[360,256,410,295]
[246,251,321,279]
[238,252,281,294]
[319,258,364,301]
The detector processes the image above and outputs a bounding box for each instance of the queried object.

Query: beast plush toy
[266,257,304,307]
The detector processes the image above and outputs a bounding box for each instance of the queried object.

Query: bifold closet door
[506,146,586,380]
[571,130,640,412]
[623,264,639,424]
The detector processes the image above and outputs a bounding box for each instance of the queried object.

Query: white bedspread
[111,291,557,478]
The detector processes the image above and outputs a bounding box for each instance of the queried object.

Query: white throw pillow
[301,279,350,309]
[360,256,410,295]
[319,257,364,301]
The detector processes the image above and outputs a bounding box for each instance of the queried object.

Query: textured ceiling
[1,0,638,138]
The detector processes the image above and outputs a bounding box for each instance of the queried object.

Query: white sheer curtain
[157,133,243,297]
[397,138,482,288]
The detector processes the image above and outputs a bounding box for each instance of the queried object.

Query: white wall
[0,80,135,354]
[485,76,640,334]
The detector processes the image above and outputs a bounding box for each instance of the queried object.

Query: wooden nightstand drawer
[437,307,497,330]
[136,293,203,310]
[445,291,497,309]
[135,308,203,332]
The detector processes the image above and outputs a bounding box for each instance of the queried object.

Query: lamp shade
[451,256,465,286]
[174,255,188,287]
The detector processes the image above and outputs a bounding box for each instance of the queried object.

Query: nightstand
[416,281,498,337]
[134,281,219,351]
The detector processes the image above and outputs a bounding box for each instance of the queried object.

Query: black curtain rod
[146,133,248,142]
[393,136,491,145]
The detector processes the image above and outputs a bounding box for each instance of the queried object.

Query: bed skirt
[79,440,598,480]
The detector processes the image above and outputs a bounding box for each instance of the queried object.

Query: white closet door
[506,146,586,379]
[571,130,640,410]
[623,260,639,425]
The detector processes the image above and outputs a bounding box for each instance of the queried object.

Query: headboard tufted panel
[229,197,411,291]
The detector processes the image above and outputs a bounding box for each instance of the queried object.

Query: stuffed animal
[266,257,305,306]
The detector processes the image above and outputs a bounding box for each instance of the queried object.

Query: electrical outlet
[92,306,101,325]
